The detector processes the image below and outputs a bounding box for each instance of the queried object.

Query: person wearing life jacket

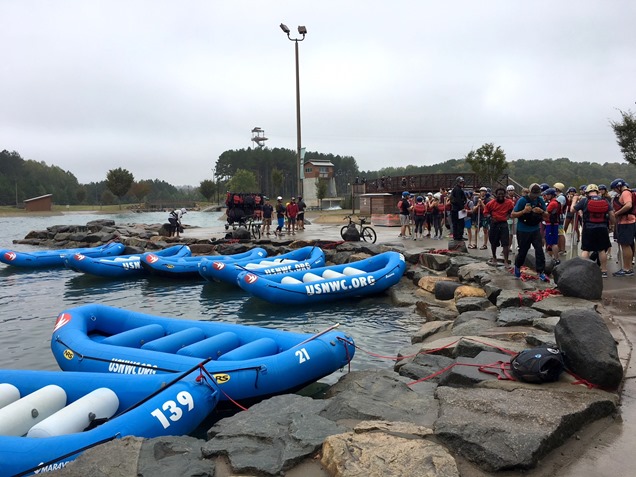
[425,192,434,237]
[574,184,614,278]
[286,197,299,235]
[511,183,548,281]
[261,197,274,236]
[473,186,491,249]
[430,193,443,239]
[412,196,427,240]
[274,197,286,237]
[543,188,562,264]
[610,178,635,277]
[296,196,306,231]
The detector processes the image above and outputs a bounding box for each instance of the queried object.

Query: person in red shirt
[484,188,515,266]
[286,197,299,235]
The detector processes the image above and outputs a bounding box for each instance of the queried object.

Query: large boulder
[435,280,464,300]
[553,257,603,300]
[554,309,623,389]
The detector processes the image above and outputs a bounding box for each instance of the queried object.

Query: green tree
[226,169,258,193]
[199,179,216,202]
[315,178,328,209]
[610,109,636,166]
[465,143,508,188]
[271,169,284,196]
[105,168,134,209]
[130,181,151,203]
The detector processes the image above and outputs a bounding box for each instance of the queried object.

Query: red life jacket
[413,203,426,216]
[585,196,609,224]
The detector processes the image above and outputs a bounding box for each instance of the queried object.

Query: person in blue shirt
[510,183,548,281]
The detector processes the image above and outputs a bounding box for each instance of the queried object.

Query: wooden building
[24,194,53,212]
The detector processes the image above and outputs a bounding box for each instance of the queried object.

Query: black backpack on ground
[510,346,565,383]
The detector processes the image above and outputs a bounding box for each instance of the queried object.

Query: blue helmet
[540,183,550,192]
[579,184,587,191]
[402,191,409,197]
[610,178,628,190]
[598,184,607,191]
[416,195,423,202]
[543,188,557,196]
[567,187,576,193]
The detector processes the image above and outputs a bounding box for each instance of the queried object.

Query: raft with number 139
[0,367,219,476]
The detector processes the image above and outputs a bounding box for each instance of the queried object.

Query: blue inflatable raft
[64,244,191,278]
[51,304,355,402]
[237,251,407,305]
[0,367,219,476]
[198,245,325,284]
[0,242,125,269]
[140,247,267,279]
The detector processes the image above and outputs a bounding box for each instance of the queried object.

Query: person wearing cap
[167,207,187,238]
[573,184,614,278]
[543,188,561,264]
[296,196,306,231]
[511,183,548,281]
[610,178,635,276]
[449,177,467,242]
[274,196,286,237]
[286,197,299,235]
[261,197,274,236]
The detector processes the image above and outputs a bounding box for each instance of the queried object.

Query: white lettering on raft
[264,262,311,275]
[34,460,69,473]
[305,275,375,296]
[108,358,158,375]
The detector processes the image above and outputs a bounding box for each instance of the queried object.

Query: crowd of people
[222,192,307,238]
[397,176,636,280]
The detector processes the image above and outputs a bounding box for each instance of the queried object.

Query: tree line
[2,106,634,207]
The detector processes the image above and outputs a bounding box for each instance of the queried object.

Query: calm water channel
[0,211,419,384]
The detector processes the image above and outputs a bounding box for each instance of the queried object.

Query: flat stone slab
[438,351,513,387]
[531,296,598,316]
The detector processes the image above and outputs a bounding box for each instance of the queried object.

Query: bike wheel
[251,224,261,240]
[340,225,349,240]
[361,227,377,244]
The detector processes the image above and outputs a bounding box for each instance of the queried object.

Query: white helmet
[433,192,441,199]
[506,185,515,191]
[180,208,187,214]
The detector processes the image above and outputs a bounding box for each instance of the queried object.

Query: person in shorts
[610,178,635,276]
[543,188,561,264]
[261,197,273,236]
[574,184,613,277]
[484,188,514,266]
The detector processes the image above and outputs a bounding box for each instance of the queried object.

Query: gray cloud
[1,0,634,185]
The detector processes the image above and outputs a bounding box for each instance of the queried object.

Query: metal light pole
[280,23,307,198]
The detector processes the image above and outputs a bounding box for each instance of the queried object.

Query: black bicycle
[225,216,261,240]
[340,215,377,243]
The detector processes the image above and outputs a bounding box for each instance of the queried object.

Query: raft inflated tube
[113,256,141,262]
[302,273,322,283]
[217,337,278,361]
[322,270,346,279]
[101,324,165,348]
[280,259,297,264]
[343,267,364,276]
[177,331,241,359]
[141,327,206,353]
[0,385,67,436]
[0,383,20,409]
[281,276,303,285]
[27,387,119,438]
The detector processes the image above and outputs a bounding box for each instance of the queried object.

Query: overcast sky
[1,1,634,186]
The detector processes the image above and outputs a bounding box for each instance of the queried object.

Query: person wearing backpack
[573,184,613,277]
[610,178,636,277]
[510,183,548,281]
